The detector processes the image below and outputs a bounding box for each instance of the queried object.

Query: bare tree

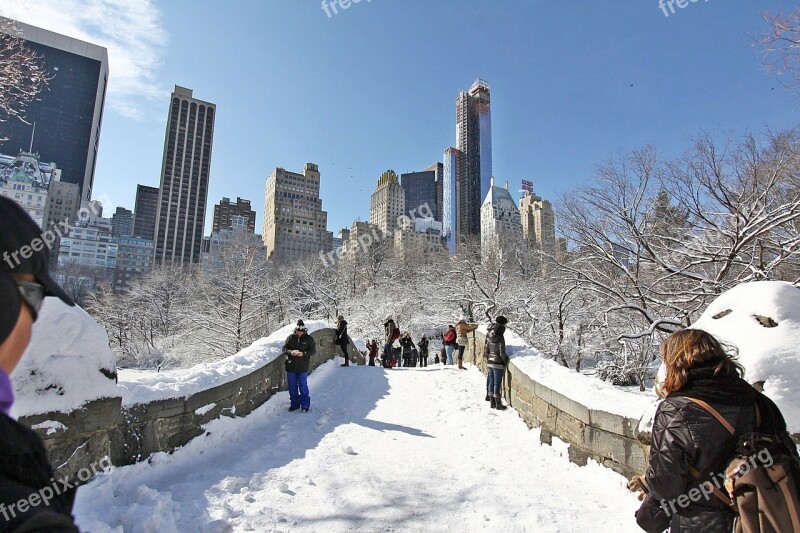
[756,9,800,94]
[0,16,52,139]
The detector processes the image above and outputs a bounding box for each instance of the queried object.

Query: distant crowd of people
[282,312,513,412]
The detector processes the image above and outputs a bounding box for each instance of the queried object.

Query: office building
[480,178,522,260]
[133,184,159,240]
[262,163,334,262]
[153,86,216,265]
[519,190,556,255]
[212,196,256,233]
[442,147,464,254]
[111,206,133,238]
[58,200,117,269]
[456,78,493,237]
[113,236,154,291]
[370,170,405,234]
[401,162,442,222]
[0,17,108,202]
[393,217,445,262]
[0,151,57,226]
[42,175,79,230]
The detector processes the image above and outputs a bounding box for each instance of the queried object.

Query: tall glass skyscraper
[400,162,442,222]
[442,147,463,254]
[0,17,108,203]
[456,78,492,237]
[153,86,216,266]
[133,184,159,241]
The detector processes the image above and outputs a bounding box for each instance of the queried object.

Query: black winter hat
[295,319,307,331]
[495,316,508,325]
[0,197,74,306]
[0,272,22,345]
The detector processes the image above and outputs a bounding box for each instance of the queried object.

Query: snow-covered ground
[75,361,641,532]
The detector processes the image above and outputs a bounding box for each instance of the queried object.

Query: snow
[74,361,642,532]
[195,404,216,417]
[116,320,329,406]
[688,281,800,434]
[493,326,654,420]
[10,298,120,418]
[31,420,67,435]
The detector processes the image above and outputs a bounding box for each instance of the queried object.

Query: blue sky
[8,0,800,234]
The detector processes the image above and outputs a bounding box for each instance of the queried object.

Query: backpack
[443,330,456,344]
[687,398,800,533]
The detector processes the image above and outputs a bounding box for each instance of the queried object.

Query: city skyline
[2,1,797,237]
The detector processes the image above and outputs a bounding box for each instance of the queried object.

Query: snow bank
[487,326,654,420]
[10,299,120,418]
[117,320,330,406]
[691,281,800,433]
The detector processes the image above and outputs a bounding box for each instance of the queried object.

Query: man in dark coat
[399,333,415,367]
[283,320,316,412]
[484,316,509,410]
[383,315,397,369]
[0,198,80,531]
[418,335,429,367]
[335,315,350,367]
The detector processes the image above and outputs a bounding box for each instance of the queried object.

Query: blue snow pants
[287,371,310,410]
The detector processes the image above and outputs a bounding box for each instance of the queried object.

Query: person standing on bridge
[367,339,378,366]
[631,329,799,533]
[335,315,350,367]
[0,197,81,531]
[399,332,415,367]
[418,335,429,367]
[484,316,509,410]
[383,315,399,369]
[455,316,478,370]
[442,325,457,365]
[283,320,315,412]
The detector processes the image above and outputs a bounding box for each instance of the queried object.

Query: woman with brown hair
[633,328,796,533]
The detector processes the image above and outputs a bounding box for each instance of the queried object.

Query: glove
[627,475,649,501]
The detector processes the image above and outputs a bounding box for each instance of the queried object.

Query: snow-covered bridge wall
[463,329,648,479]
[18,327,354,484]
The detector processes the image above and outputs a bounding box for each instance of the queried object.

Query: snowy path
[75,361,642,532]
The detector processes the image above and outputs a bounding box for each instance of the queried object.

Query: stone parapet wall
[462,330,647,479]
[18,328,350,484]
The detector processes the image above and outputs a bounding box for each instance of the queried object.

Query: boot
[494,395,507,410]
[457,359,464,370]
[485,394,491,402]
[490,396,496,408]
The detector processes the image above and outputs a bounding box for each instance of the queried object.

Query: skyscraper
[0,17,108,202]
[262,163,333,262]
[153,86,216,265]
[519,189,556,255]
[111,206,133,238]
[212,196,256,233]
[401,162,442,222]
[456,78,492,237]
[133,184,159,241]
[442,147,464,254]
[370,170,405,234]
[480,178,522,261]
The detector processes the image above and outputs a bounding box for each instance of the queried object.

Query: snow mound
[691,281,800,433]
[117,320,330,406]
[10,298,120,418]
[487,326,654,420]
